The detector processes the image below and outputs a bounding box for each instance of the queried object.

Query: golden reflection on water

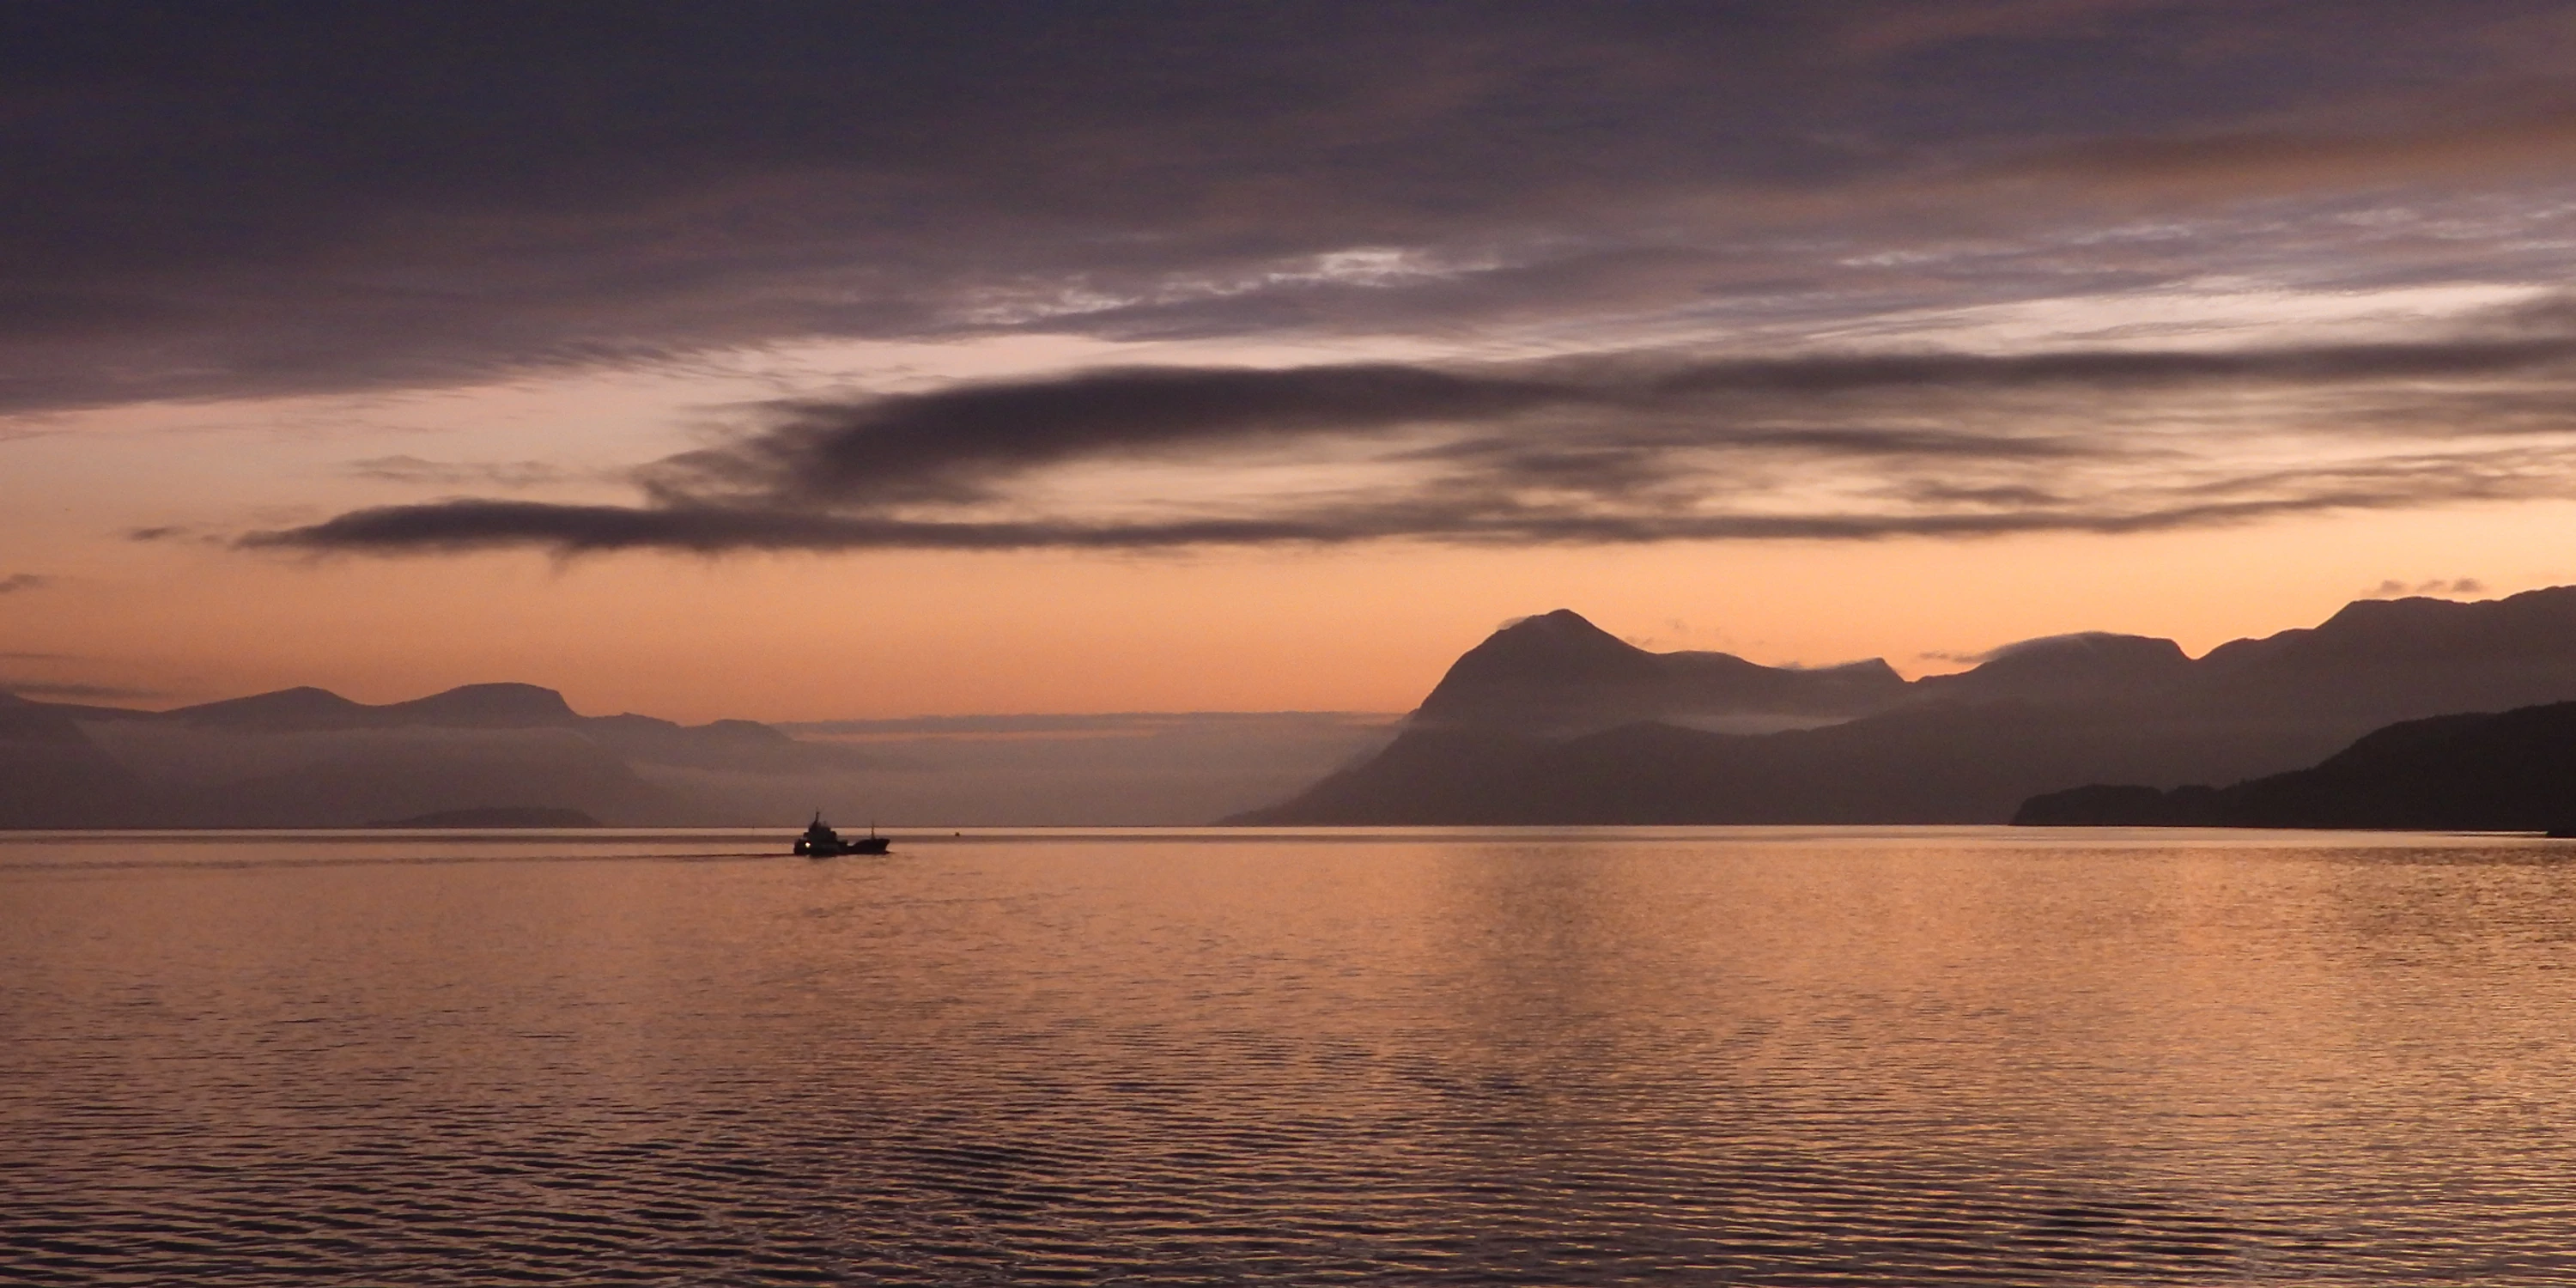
[6,828,2576,1283]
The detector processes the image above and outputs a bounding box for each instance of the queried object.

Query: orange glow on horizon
[5,494,2567,722]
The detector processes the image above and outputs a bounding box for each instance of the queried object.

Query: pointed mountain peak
[1510,608,1610,633]
[1481,609,1646,658]
[1451,611,1655,673]
[1418,611,1665,719]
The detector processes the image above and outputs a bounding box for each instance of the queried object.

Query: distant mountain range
[0,683,1394,829]
[0,683,872,829]
[1231,587,2576,825]
[21,588,2576,830]
[2016,701,2576,831]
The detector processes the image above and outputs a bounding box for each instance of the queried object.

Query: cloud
[342,456,574,489]
[240,491,2488,553]
[237,312,2576,555]
[32,5,2576,578]
[2366,576,2490,598]
[0,573,50,594]
[9,5,2576,413]
[635,364,1577,508]
[1984,100,2576,202]
[0,677,163,702]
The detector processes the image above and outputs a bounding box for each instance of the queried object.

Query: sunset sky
[9,1,2576,722]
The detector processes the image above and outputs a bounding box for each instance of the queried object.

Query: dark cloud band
[237,478,2562,555]
[10,3,2576,413]
[235,317,2576,556]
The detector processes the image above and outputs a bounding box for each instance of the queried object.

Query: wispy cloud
[0,677,164,702]
[2365,576,2490,598]
[342,455,575,489]
[0,573,52,594]
[125,526,206,544]
[240,308,2576,554]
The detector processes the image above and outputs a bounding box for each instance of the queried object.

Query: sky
[8,1,2576,721]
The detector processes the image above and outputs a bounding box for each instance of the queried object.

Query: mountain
[1911,632,2194,704]
[1418,610,1909,735]
[171,681,581,732]
[0,692,147,827]
[2015,701,2576,831]
[1233,587,2576,825]
[1241,695,2212,824]
[0,682,869,828]
[579,712,847,770]
[163,685,374,730]
[3,683,1398,829]
[143,681,865,769]
[378,682,581,727]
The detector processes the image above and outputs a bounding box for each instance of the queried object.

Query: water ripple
[11,830,2576,1282]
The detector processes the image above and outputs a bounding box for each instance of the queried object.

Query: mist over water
[7,828,2576,1285]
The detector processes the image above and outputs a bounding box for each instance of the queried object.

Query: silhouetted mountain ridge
[1914,633,2192,703]
[1234,587,2576,824]
[169,682,582,731]
[1419,609,1911,735]
[163,685,373,729]
[141,681,841,767]
[380,682,581,727]
[0,681,874,827]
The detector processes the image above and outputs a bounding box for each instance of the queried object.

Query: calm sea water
[7,826,2576,1285]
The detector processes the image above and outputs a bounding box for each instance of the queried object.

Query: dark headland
[2014,701,2576,832]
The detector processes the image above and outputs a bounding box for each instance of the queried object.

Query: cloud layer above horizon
[244,307,2576,551]
[18,1,2576,555]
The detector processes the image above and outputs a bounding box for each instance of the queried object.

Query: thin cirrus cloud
[240,308,2576,555]
[341,456,576,489]
[0,573,53,594]
[0,677,165,702]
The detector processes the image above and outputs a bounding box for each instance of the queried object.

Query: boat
[794,812,890,856]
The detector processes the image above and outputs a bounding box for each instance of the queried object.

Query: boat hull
[796,836,890,856]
